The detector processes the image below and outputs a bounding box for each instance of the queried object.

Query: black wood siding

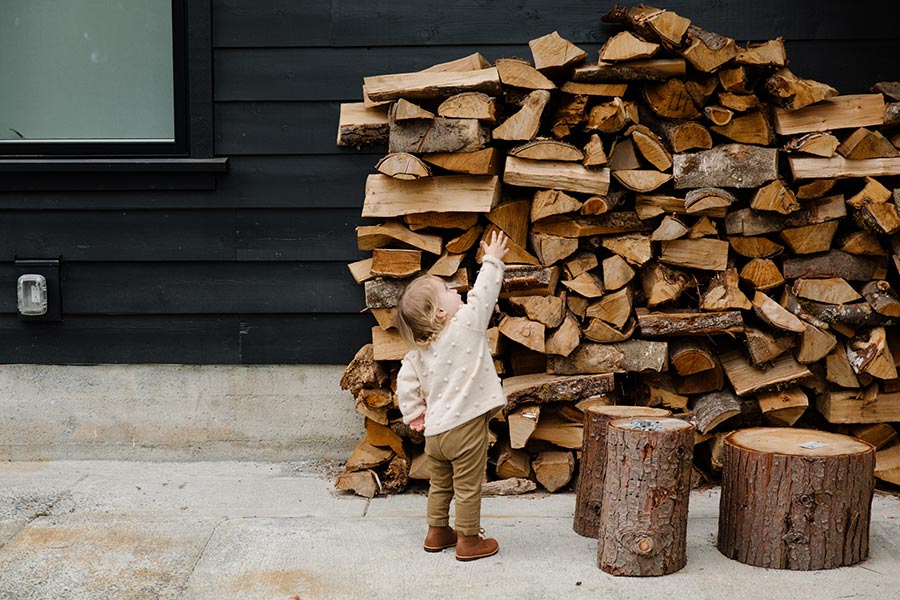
[1,0,898,364]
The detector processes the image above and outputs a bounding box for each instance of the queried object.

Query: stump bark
[573,406,671,538]
[597,418,694,576]
[717,427,875,570]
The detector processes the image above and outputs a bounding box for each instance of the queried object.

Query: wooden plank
[773,94,885,135]
[789,156,900,180]
[362,175,500,217]
[504,156,610,196]
[364,68,501,103]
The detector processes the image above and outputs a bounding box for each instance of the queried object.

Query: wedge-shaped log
[757,386,808,426]
[421,147,502,176]
[437,92,497,122]
[674,144,778,189]
[493,90,552,141]
[701,268,752,310]
[784,132,840,157]
[357,221,443,254]
[337,103,389,147]
[363,175,500,218]
[599,31,660,62]
[364,68,501,103]
[529,31,588,70]
[735,39,786,67]
[505,156,610,196]
[764,68,838,110]
[837,128,899,160]
[375,153,431,180]
[678,25,738,72]
[752,291,805,333]
[720,349,812,396]
[370,249,421,278]
[510,139,584,162]
[495,58,556,90]
[847,327,898,380]
[643,78,702,119]
[793,278,862,305]
[659,238,729,271]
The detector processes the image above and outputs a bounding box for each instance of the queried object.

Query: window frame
[0,0,190,158]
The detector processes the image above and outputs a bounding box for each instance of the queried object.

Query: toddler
[395,230,509,562]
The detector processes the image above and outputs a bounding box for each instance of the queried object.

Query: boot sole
[423,543,457,552]
[455,547,499,562]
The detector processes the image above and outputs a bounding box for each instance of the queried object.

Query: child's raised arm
[460,230,508,331]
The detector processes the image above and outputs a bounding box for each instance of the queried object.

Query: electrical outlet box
[15,259,61,321]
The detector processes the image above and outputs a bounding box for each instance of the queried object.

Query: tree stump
[718,427,875,570]
[573,406,671,538]
[597,418,694,576]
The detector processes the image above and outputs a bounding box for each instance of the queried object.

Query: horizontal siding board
[782,40,900,95]
[0,209,367,261]
[236,209,370,261]
[0,155,373,210]
[0,262,363,315]
[212,0,899,48]
[0,315,241,364]
[212,0,333,47]
[239,313,375,364]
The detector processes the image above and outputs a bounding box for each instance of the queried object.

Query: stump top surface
[609,417,693,433]
[726,427,874,457]
[586,405,671,418]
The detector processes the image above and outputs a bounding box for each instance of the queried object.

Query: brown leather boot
[423,526,457,552]
[455,530,499,562]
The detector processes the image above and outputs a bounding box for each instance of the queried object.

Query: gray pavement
[1,461,899,599]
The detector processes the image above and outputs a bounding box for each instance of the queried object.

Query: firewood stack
[335,4,900,498]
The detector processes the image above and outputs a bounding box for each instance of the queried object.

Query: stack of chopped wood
[335,4,900,498]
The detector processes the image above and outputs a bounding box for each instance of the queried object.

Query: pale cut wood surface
[364,67,501,102]
[789,156,900,180]
[721,349,812,396]
[773,94,886,135]
[362,175,500,218]
[504,156,611,196]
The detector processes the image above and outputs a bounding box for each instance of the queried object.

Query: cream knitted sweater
[396,255,507,436]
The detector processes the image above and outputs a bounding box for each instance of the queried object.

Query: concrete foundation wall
[0,365,361,462]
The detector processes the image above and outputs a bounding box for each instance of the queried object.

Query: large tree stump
[597,418,694,576]
[574,406,671,538]
[718,427,875,570]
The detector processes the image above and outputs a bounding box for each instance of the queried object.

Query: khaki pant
[424,412,491,536]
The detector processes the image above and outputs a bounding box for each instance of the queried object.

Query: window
[0,0,187,156]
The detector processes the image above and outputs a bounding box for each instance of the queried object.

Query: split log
[684,187,737,214]
[780,221,839,254]
[672,361,725,395]
[784,132,840,157]
[502,372,615,412]
[445,224,484,254]
[545,313,582,357]
[651,215,689,241]
[838,231,887,257]
[421,147,503,175]
[875,445,900,486]
[364,68,501,103]
[720,349,812,396]
[669,339,717,376]
[608,136,641,168]
[420,52,490,73]
[482,477,537,496]
[642,79,702,119]
[818,387,900,423]
[495,58,556,90]
[437,92,497,122]
[487,199,531,247]
[710,111,774,146]
[852,423,898,450]
[587,98,629,133]
[406,212,478,231]
[357,222,443,255]
[340,344,388,396]
[533,451,575,493]
[692,391,741,433]
[855,202,900,235]
[673,144,778,189]
[530,212,644,237]
[756,386,808,426]
[587,287,634,329]
[550,94,589,138]
[602,234,653,266]
[718,428,874,570]
[613,170,672,192]
[508,404,541,448]
[370,249,421,278]
[565,252,598,279]
[739,258,785,291]
[658,120,713,153]
[598,418,694,576]
[573,406,671,538]
[744,327,794,367]
[717,91,761,113]
[389,117,489,154]
[337,103,389,148]
[640,261,690,307]
[636,194,725,219]
[701,268,752,310]
[796,178,837,199]
[499,315,545,353]
[637,309,744,337]
[628,124,673,170]
[783,250,880,281]
[573,59,686,82]
[847,177,892,208]
[529,31,589,71]
[837,128,899,160]
[734,39,786,67]
[600,31,660,62]
[752,291,805,333]
[795,322,838,364]
[347,258,374,284]
[604,254,637,291]
[704,105,732,126]
[531,189,583,222]
[428,252,465,277]
[531,412,584,449]
[390,99,434,121]
[495,441,532,479]
[583,316,636,343]
[793,278,861,305]
[847,327,898,380]
[547,340,668,374]
[861,281,900,317]
[659,238,729,271]
[363,175,500,218]
[335,470,380,498]
[773,94,885,136]
[727,236,783,259]
[510,139,584,162]
[562,82,628,97]
[582,134,609,167]
[501,265,560,297]
[789,156,900,180]
[509,295,566,328]
[764,68,838,110]
[678,25,738,72]
[493,90,552,141]
[371,326,407,361]
[532,233,579,266]
[504,156,611,196]
[562,271,605,298]
[750,179,799,214]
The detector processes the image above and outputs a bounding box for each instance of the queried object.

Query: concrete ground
[1,461,899,600]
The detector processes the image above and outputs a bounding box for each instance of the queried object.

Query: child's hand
[409,414,425,432]
[480,230,509,261]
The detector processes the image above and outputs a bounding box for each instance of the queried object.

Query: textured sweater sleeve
[460,254,505,331]
[396,352,426,424]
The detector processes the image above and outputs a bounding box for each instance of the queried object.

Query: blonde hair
[396,275,447,348]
